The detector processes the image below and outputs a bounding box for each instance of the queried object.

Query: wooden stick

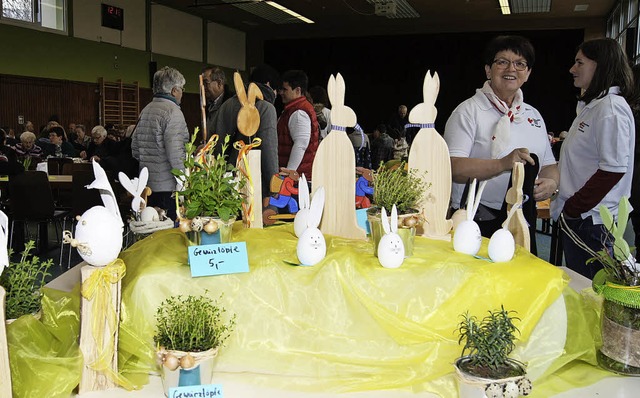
[199,74,208,143]
[78,265,121,393]
[0,287,11,397]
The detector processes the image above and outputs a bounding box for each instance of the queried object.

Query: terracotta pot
[454,356,531,398]
[159,347,218,396]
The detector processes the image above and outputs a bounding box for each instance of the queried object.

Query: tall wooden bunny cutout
[312,74,366,240]
[408,71,453,241]
[234,71,264,228]
[504,162,530,252]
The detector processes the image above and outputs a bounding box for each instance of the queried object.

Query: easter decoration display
[312,73,366,240]
[262,168,300,225]
[407,70,453,241]
[233,71,264,228]
[293,173,310,238]
[377,205,405,268]
[367,161,428,257]
[172,129,246,245]
[355,167,374,209]
[60,160,129,393]
[120,167,173,239]
[296,186,327,266]
[155,293,236,396]
[453,179,487,256]
[0,210,12,396]
[560,196,640,375]
[455,306,532,398]
[504,162,530,252]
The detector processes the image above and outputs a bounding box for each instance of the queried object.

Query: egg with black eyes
[74,206,123,267]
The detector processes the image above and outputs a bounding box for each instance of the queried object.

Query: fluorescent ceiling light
[574,5,589,12]
[265,1,314,23]
[221,0,314,25]
[510,0,551,14]
[499,0,511,15]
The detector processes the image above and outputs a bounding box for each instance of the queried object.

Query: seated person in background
[392,129,409,160]
[2,127,18,147]
[71,124,91,152]
[370,124,394,169]
[0,129,24,175]
[83,125,118,172]
[45,126,78,158]
[14,131,44,161]
[347,126,372,169]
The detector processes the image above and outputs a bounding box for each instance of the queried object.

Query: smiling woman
[443,35,559,252]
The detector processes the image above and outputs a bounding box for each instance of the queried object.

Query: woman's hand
[500,148,534,172]
[533,177,558,201]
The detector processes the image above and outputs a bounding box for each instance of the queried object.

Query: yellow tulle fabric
[115,224,608,397]
[6,286,83,398]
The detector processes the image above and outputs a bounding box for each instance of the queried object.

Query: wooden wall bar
[1,74,201,137]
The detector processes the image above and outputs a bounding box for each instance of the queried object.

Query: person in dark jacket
[44,126,78,158]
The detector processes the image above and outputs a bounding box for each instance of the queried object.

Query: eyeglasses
[492,58,529,71]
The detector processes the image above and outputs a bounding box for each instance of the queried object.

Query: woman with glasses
[551,38,635,279]
[444,35,558,246]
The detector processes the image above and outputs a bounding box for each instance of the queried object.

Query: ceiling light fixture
[265,1,314,23]
[574,4,589,12]
[498,0,511,15]
[510,0,551,14]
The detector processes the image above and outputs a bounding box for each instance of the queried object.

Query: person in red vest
[276,70,320,179]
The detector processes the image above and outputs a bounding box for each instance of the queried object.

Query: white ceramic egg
[453,220,481,256]
[488,229,515,262]
[140,206,159,222]
[75,206,123,267]
[503,381,519,398]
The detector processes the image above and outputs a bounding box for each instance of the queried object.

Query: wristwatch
[550,189,559,200]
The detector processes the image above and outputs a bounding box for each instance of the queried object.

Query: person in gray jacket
[211,64,281,201]
[132,66,189,220]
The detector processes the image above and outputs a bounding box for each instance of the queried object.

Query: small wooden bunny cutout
[312,73,366,240]
[504,162,529,251]
[234,71,263,137]
[408,71,453,241]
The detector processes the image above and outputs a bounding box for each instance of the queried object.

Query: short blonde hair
[20,131,36,143]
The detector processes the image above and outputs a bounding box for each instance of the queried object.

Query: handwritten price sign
[188,242,249,277]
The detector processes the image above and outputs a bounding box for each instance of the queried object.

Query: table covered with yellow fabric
[116,223,605,397]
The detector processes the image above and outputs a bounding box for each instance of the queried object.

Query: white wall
[208,22,245,70]
[151,4,202,62]
[73,0,146,50]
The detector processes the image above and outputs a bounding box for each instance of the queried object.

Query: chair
[47,157,74,175]
[8,171,69,262]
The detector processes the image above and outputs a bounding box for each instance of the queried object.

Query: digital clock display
[101,3,124,31]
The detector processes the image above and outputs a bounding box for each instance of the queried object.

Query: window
[1,0,65,31]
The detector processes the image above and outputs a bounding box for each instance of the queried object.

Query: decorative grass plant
[372,161,429,214]
[154,293,236,353]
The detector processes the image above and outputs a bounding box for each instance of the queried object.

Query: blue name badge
[188,242,250,277]
[169,384,223,398]
[356,208,371,235]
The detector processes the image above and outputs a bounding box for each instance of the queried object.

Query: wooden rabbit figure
[504,162,530,251]
[407,71,453,241]
[233,72,264,228]
[312,73,366,240]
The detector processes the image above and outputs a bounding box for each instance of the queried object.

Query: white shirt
[287,110,311,170]
[444,90,556,209]
[551,87,635,223]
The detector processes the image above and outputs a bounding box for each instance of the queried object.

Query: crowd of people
[1,35,638,278]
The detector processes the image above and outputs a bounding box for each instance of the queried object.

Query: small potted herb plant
[366,161,429,256]
[454,306,532,398]
[154,293,236,396]
[560,196,640,375]
[172,128,246,245]
[1,241,53,322]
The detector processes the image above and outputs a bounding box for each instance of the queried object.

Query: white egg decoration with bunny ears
[293,173,310,238]
[487,205,521,262]
[0,209,8,275]
[119,167,149,214]
[296,186,326,266]
[64,160,124,267]
[453,178,487,256]
[377,205,405,269]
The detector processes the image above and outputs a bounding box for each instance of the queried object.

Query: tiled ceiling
[153,0,617,39]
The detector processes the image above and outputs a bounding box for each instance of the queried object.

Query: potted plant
[454,306,533,398]
[560,196,640,375]
[0,240,53,322]
[172,128,246,245]
[366,161,429,256]
[154,293,236,396]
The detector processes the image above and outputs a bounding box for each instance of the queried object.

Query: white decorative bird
[119,167,149,214]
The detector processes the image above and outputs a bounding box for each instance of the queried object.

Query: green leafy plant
[456,306,524,379]
[372,161,429,214]
[154,293,236,352]
[0,241,53,320]
[172,128,246,222]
